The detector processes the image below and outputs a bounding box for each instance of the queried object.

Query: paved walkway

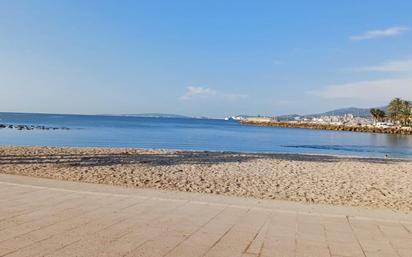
[0,174,411,257]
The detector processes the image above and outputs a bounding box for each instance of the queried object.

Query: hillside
[319,107,373,117]
[278,106,386,120]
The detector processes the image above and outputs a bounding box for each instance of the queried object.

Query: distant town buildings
[284,113,373,126]
[307,114,373,126]
[232,114,375,126]
[230,98,411,130]
[225,116,276,122]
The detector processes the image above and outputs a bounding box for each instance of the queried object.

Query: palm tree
[399,100,411,126]
[370,108,378,121]
[370,108,385,123]
[388,98,404,124]
[370,108,379,122]
[376,109,386,122]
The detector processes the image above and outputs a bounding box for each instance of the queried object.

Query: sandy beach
[0,146,411,212]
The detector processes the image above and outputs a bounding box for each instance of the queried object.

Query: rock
[0,123,70,131]
[241,121,412,135]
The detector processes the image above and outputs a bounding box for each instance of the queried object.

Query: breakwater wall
[240,121,412,135]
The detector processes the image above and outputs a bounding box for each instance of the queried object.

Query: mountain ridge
[277,106,386,120]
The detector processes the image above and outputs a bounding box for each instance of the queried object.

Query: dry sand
[0,146,411,212]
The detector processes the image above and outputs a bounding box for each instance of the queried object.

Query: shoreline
[241,120,412,135]
[1,143,410,160]
[0,145,411,212]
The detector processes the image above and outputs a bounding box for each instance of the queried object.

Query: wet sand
[0,146,411,212]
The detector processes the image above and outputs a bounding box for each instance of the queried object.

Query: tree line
[370,98,411,126]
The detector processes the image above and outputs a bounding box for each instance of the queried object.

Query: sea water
[0,112,411,158]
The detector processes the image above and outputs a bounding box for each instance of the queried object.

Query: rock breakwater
[0,124,69,131]
[241,121,412,135]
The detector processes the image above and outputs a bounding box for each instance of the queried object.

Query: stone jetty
[241,120,412,135]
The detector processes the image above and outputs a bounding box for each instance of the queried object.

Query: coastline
[0,123,69,130]
[241,120,412,135]
[1,145,411,212]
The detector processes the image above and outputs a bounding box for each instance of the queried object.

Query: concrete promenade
[0,174,411,257]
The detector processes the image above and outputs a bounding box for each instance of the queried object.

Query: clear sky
[0,0,411,118]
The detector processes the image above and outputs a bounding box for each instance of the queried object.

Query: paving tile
[328,242,365,257]
[1,175,412,257]
[165,207,249,257]
[388,238,412,250]
[260,238,296,257]
[202,209,270,257]
[67,199,190,257]
[359,238,395,252]
[326,230,358,244]
[0,196,133,254]
[244,219,269,255]
[402,223,412,234]
[101,203,223,257]
[3,197,142,257]
[364,249,400,257]
[379,224,412,239]
[397,248,412,257]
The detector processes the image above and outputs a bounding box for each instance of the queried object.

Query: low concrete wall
[242,117,274,123]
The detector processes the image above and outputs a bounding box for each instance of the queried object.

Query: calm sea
[0,112,411,158]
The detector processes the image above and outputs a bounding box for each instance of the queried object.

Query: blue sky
[0,0,411,118]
